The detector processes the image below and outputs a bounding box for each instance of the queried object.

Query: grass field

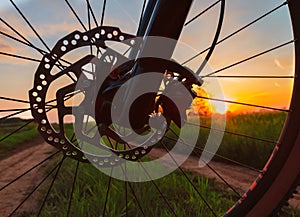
[2,112,298,216]
[33,111,294,216]
[0,118,39,159]
[39,157,236,217]
[215,111,286,168]
[163,111,287,169]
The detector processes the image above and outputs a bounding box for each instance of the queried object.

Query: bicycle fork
[118,0,194,130]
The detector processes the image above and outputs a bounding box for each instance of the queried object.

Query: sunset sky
[0,0,295,120]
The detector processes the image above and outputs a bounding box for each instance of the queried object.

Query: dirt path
[0,142,55,217]
[148,148,300,211]
[0,143,298,216]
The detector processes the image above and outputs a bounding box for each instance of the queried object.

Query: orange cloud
[0,43,15,53]
[0,26,17,53]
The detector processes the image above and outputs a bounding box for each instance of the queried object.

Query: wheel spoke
[37,156,66,217]
[86,2,94,56]
[70,133,76,143]
[0,96,29,104]
[160,141,218,217]
[0,29,45,55]
[126,181,146,217]
[125,143,178,216]
[86,0,99,27]
[9,0,51,52]
[9,0,75,76]
[0,93,68,142]
[123,153,129,217]
[0,107,42,121]
[64,0,87,31]
[202,40,295,78]
[0,108,29,113]
[185,121,278,144]
[0,90,75,122]
[106,135,116,149]
[119,162,146,217]
[0,51,41,63]
[86,1,94,57]
[7,156,63,217]
[0,119,34,143]
[0,17,47,55]
[204,159,241,197]
[0,110,29,122]
[102,168,113,217]
[0,19,70,70]
[66,160,80,217]
[182,1,288,65]
[163,135,260,172]
[138,162,178,217]
[0,18,73,69]
[124,180,128,217]
[0,38,71,73]
[196,95,289,112]
[185,0,222,26]
[0,150,60,192]
[83,115,90,134]
[100,0,107,26]
[0,17,29,43]
[206,75,294,79]
[168,127,241,197]
[196,0,225,74]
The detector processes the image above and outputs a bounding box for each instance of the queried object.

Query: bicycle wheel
[0,0,299,217]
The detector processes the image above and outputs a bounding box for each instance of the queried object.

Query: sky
[0,0,295,120]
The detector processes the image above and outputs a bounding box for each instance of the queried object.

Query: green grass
[215,112,286,168]
[4,112,298,216]
[39,157,236,217]
[163,111,287,169]
[0,118,39,159]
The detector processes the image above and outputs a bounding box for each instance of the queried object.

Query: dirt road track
[148,148,300,211]
[0,143,298,216]
[0,142,55,216]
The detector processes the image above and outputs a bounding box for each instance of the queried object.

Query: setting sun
[210,100,229,114]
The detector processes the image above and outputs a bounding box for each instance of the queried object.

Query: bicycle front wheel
[0,0,299,216]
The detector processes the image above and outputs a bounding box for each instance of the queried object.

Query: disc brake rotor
[29,26,201,167]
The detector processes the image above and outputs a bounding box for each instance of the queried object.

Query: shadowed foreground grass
[4,112,299,216]
[39,157,235,217]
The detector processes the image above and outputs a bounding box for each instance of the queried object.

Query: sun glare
[210,100,229,114]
